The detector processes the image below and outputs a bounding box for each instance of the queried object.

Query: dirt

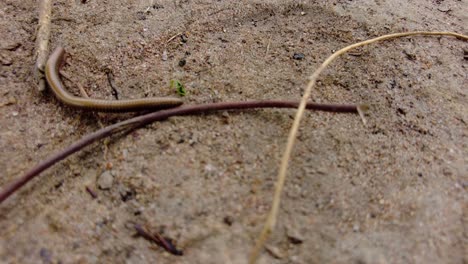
[0,0,467,263]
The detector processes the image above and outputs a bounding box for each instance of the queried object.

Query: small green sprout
[170,79,186,96]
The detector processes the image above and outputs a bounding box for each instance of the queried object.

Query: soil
[0,1,467,263]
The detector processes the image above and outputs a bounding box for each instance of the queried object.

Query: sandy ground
[0,0,467,263]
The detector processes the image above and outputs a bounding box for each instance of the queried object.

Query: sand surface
[1,1,467,263]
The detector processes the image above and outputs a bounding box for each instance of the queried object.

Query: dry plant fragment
[34,0,53,92]
[134,224,183,256]
[0,101,358,204]
[249,31,468,264]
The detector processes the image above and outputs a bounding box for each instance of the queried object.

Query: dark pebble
[39,248,52,264]
[120,187,135,202]
[136,11,146,20]
[181,34,188,43]
[178,59,186,67]
[223,215,234,226]
[293,53,305,60]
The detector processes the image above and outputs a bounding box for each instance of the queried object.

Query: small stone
[355,249,388,264]
[403,50,416,61]
[97,171,114,190]
[1,56,13,66]
[39,248,52,264]
[119,185,135,202]
[7,97,16,105]
[162,50,168,61]
[122,149,128,160]
[178,58,186,67]
[287,227,304,244]
[136,11,146,20]
[83,169,96,179]
[265,244,284,259]
[223,215,234,226]
[293,53,305,60]
[180,34,188,43]
[3,42,21,51]
[353,223,360,232]
[221,111,230,124]
[437,7,451,12]
[153,4,164,9]
[289,255,301,263]
[204,164,217,177]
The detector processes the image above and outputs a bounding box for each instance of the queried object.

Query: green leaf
[170,79,186,96]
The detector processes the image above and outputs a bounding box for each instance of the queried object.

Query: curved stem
[0,100,358,204]
[249,31,468,264]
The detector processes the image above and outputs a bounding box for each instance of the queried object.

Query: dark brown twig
[106,70,120,100]
[134,224,183,256]
[0,100,359,204]
[85,186,97,199]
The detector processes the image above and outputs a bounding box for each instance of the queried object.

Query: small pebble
[3,42,21,51]
[136,11,146,20]
[97,171,114,190]
[1,56,13,66]
[293,53,305,60]
[178,58,186,67]
[6,97,16,105]
[287,227,304,244]
[181,34,188,43]
[83,169,96,179]
[39,248,52,264]
[353,223,360,232]
[265,245,284,259]
[204,164,217,177]
[221,111,229,118]
[221,111,230,124]
[162,50,168,61]
[289,255,301,263]
[437,7,451,12]
[122,149,129,160]
[119,185,135,202]
[223,215,234,226]
[153,4,164,9]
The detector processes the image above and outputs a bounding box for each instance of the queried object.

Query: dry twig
[34,0,53,92]
[134,224,183,256]
[0,100,358,204]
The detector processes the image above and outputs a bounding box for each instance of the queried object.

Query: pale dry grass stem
[249,31,468,264]
[34,0,53,92]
